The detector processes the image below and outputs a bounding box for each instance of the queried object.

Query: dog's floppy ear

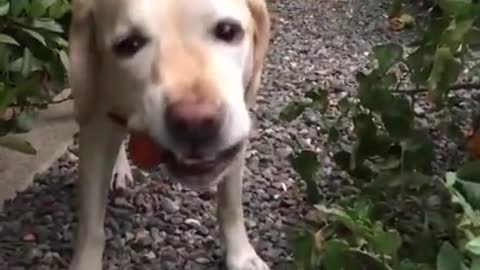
[245,0,271,105]
[68,0,99,124]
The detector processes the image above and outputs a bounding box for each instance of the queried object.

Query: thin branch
[392,82,480,95]
[10,95,73,109]
[394,71,411,92]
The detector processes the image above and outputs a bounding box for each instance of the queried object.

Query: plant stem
[332,82,480,95]
[392,82,480,94]
[9,95,72,109]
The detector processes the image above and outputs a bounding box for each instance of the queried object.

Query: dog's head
[68,0,270,189]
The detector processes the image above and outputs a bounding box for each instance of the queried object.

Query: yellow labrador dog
[67,0,271,269]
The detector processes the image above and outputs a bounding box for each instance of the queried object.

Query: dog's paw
[226,247,270,270]
[110,159,134,190]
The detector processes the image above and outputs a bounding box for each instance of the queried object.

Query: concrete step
[0,89,77,209]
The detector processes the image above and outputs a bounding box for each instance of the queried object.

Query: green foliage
[282,0,480,269]
[0,133,36,154]
[291,151,321,204]
[0,0,71,153]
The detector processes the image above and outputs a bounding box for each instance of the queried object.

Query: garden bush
[0,0,70,154]
[283,0,480,269]
[2,0,480,268]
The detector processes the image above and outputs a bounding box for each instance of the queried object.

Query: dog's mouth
[163,142,243,178]
[108,112,243,188]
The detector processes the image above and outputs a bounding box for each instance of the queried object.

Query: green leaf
[29,0,47,17]
[338,96,352,114]
[398,260,430,270]
[441,16,475,50]
[41,0,56,8]
[437,0,472,16]
[406,46,434,86]
[467,20,480,44]
[0,0,9,16]
[472,63,480,74]
[333,150,352,171]
[456,160,480,207]
[322,239,351,270]
[44,55,67,82]
[373,43,403,74]
[10,0,29,16]
[332,149,373,179]
[57,49,69,71]
[0,44,10,71]
[13,111,33,133]
[20,28,47,46]
[280,101,307,122]
[0,34,19,46]
[401,129,434,172]
[437,242,464,270]
[291,150,320,180]
[49,0,70,19]
[389,0,404,17]
[20,48,33,77]
[315,205,362,236]
[370,226,402,256]
[328,127,339,142]
[354,135,380,166]
[323,248,392,270]
[427,47,462,103]
[357,72,394,112]
[407,230,440,265]
[472,256,480,270]
[288,229,318,270]
[291,151,320,204]
[402,172,431,189]
[382,72,398,89]
[375,172,431,190]
[32,18,64,33]
[305,87,328,113]
[446,172,457,187]
[0,135,37,155]
[381,95,414,140]
[0,85,16,110]
[316,205,374,240]
[373,158,401,171]
[51,36,69,48]
[457,161,480,182]
[353,113,377,139]
[322,239,360,270]
[466,237,480,256]
[440,117,465,142]
[7,56,42,73]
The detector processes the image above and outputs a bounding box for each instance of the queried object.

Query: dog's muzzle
[108,111,243,190]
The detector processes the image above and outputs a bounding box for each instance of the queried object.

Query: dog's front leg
[217,148,270,270]
[69,117,126,270]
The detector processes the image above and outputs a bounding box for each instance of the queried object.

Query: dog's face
[69,0,270,190]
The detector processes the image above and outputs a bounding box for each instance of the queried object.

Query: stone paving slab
[0,90,76,209]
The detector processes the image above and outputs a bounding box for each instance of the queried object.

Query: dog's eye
[213,19,243,43]
[112,32,149,58]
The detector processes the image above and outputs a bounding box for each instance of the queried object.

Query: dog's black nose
[165,101,224,146]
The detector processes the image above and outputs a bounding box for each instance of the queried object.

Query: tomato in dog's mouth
[112,112,243,185]
[164,142,243,178]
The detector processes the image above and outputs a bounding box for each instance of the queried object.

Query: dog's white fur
[68,0,270,269]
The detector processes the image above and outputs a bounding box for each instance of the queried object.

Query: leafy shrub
[283,0,480,269]
[0,0,71,154]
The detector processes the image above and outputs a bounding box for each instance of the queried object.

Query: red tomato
[128,132,164,169]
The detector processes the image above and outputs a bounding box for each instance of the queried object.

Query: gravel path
[0,0,427,269]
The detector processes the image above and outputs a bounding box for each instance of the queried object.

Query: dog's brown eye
[112,33,149,58]
[213,19,243,43]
